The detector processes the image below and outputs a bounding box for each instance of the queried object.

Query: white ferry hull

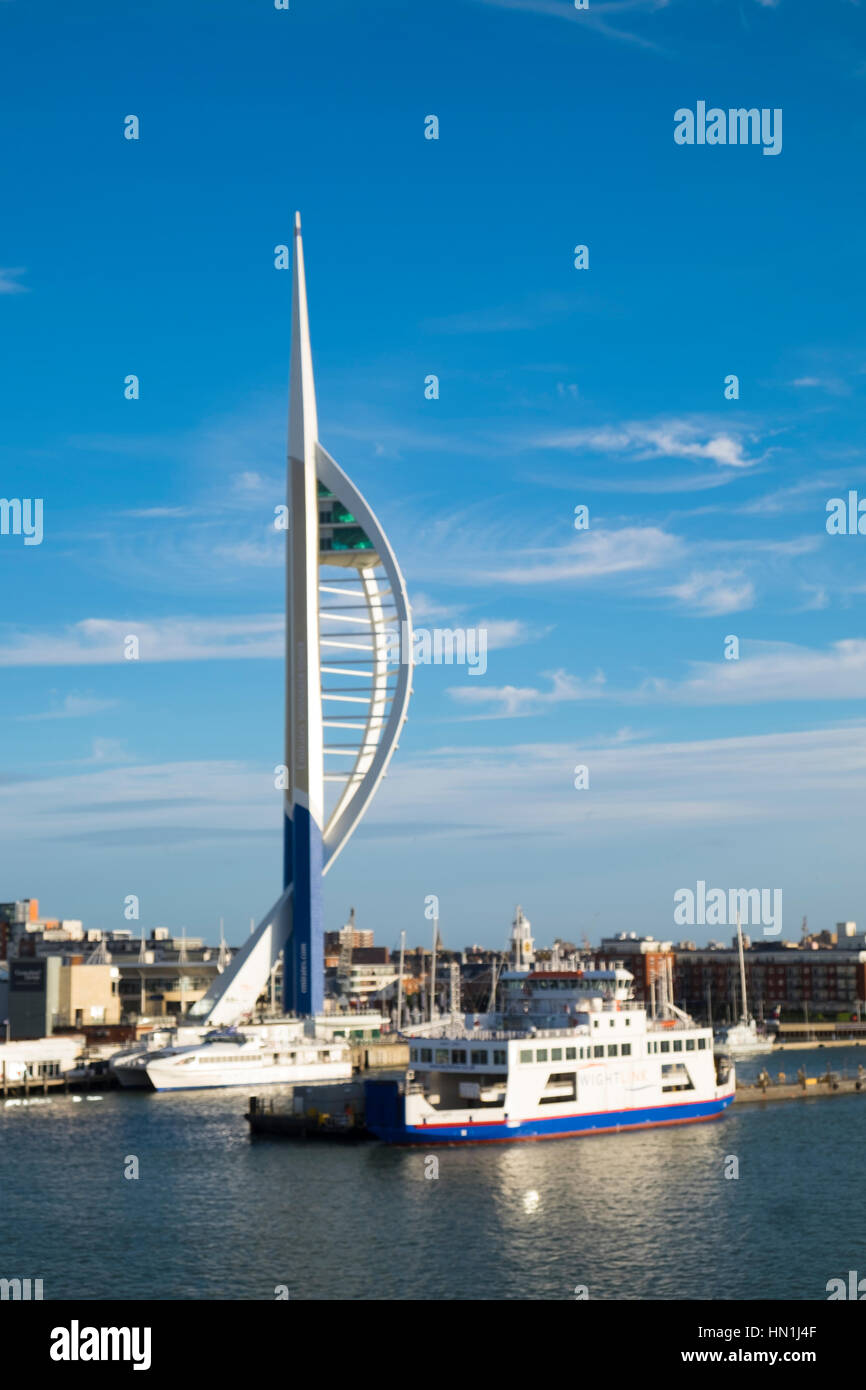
[365,1086,734,1144]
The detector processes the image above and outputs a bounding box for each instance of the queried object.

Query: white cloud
[448,668,604,717]
[0,267,27,294]
[641,638,866,705]
[489,525,681,584]
[18,694,119,722]
[662,569,755,616]
[532,418,759,469]
[0,616,283,667]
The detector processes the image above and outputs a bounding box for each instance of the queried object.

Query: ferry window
[421,1049,432,1063]
[673,1040,683,1052]
[593,1045,604,1058]
[608,1044,618,1057]
[686,1039,695,1051]
[519,1050,533,1063]
[551,1048,562,1061]
[471,1050,487,1065]
[622,1043,631,1057]
[660,1040,670,1053]
[536,1049,548,1062]
[452,1050,467,1065]
[698,1038,707,1050]
[625,1017,631,1026]
[434,1049,449,1064]
[410,1049,418,1061]
[609,1019,615,1028]
[493,1050,507,1065]
[566,1047,576,1060]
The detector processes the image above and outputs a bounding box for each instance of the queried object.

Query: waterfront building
[6,957,120,1039]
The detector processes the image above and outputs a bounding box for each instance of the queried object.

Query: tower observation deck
[191,215,412,1025]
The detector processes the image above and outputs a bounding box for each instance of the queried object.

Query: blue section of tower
[283,804,324,1016]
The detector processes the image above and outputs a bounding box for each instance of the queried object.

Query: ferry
[143,1022,352,1091]
[365,908,735,1145]
[110,1026,210,1088]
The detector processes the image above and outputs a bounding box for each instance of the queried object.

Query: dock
[247,1083,372,1140]
[735,1066,866,1105]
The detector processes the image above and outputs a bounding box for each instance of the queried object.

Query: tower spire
[284,211,325,1015]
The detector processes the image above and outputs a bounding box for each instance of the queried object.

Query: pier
[734,1065,866,1106]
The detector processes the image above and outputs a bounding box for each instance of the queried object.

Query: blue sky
[2,0,866,951]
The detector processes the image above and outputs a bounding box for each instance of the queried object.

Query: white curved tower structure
[192,214,412,1025]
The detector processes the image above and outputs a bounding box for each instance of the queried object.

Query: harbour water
[2,1046,864,1301]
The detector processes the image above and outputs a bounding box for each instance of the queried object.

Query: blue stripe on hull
[370,1094,734,1145]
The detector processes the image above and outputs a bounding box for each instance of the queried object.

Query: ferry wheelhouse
[365,909,735,1145]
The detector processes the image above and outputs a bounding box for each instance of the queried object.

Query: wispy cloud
[662,569,755,616]
[0,267,28,294]
[488,525,681,584]
[0,616,283,667]
[470,0,673,52]
[641,638,866,706]
[530,418,761,469]
[18,694,120,722]
[448,668,604,717]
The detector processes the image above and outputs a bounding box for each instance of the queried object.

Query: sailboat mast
[737,912,748,1021]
